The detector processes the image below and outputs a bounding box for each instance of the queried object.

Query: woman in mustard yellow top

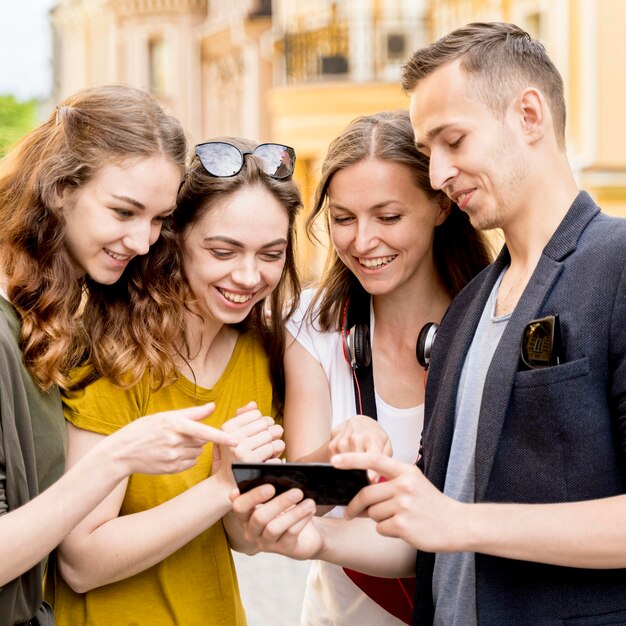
[47,139,301,625]
[0,85,243,626]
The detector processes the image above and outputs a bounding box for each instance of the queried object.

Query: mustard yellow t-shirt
[48,331,273,626]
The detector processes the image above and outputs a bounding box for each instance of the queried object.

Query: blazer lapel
[424,258,506,490]
[474,191,600,501]
[473,255,562,501]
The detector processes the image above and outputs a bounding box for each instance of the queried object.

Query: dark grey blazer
[413,191,626,625]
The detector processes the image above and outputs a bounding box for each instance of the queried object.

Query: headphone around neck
[341,297,439,373]
[416,322,438,371]
[341,299,372,370]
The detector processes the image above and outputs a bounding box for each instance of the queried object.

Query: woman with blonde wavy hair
[0,86,274,625]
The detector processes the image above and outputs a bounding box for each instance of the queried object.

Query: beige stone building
[428,0,626,220]
[51,0,626,274]
[52,0,427,274]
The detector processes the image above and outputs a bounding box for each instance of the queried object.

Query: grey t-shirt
[432,272,510,626]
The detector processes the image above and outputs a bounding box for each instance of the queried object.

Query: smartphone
[231,462,370,506]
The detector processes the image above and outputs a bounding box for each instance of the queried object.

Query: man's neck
[503,172,579,267]
[496,171,579,316]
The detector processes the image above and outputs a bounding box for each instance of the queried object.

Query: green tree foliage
[0,95,38,158]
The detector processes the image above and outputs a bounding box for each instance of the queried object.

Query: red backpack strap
[343,569,415,624]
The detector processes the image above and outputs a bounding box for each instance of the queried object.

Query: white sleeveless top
[285,289,423,625]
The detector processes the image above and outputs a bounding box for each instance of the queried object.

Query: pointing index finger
[184,420,238,446]
[331,452,406,481]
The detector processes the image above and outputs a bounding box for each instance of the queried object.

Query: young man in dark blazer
[228,22,626,626]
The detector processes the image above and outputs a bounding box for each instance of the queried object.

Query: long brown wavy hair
[0,85,187,391]
[307,110,493,330]
[172,138,301,411]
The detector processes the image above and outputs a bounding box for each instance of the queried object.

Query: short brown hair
[401,22,566,148]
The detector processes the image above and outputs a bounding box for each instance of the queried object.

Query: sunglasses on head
[195,141,296,180]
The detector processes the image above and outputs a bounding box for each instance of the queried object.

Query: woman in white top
[283,110,492,625]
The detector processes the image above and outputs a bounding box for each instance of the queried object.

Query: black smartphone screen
[231,462,370,506]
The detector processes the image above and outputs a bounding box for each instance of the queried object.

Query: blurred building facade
[50,0,626,276]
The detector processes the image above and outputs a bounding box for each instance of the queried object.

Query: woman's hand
[106,402,237,476]
[228,485,321,558]
[328,414,393,457]
[226,401,285,462]
[212,402,285,482]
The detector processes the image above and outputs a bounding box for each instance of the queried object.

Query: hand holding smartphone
[231,462,370,506]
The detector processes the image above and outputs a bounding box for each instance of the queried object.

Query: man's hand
[333,452,465,553]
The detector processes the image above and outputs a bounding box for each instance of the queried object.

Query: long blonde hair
[0,85,187,390]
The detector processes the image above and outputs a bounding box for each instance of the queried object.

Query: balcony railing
[275,10,425,85]
[281,20,349,83]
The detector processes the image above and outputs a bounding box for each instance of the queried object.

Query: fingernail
[287,489,303,503]
[302,499,316,513]
[260,485,274,498]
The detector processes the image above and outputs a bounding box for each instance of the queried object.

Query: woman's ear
[51,182,73,212]
[435,195,452,226]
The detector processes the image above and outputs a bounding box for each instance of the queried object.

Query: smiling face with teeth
[328,158,449,298]
[60,156,181,284]
[181,184,289,326]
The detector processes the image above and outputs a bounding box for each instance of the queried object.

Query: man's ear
[435,195,452,226]
[518,88,547,144]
